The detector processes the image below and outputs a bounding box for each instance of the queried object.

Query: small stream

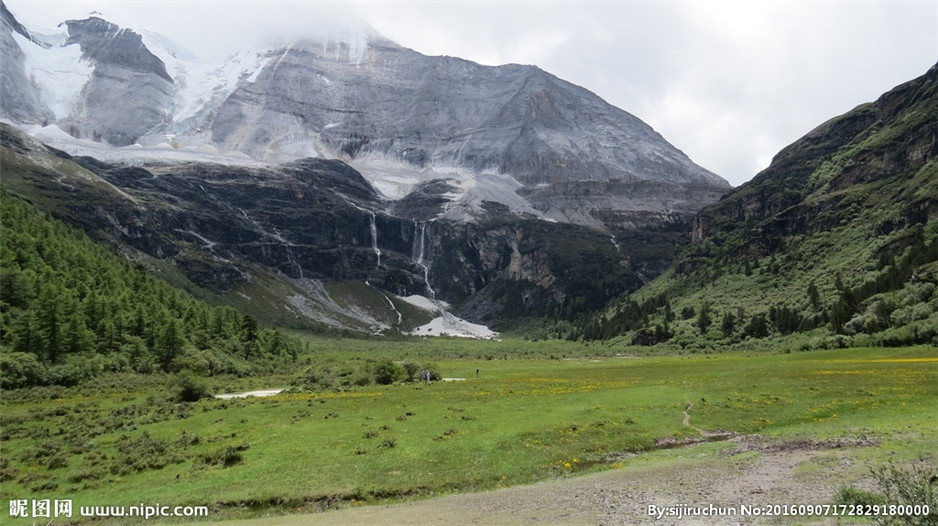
[215,389,284,400]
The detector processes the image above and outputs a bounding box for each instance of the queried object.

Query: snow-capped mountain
[1,4,730,231]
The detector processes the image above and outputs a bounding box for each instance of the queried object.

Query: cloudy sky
[6,1,937,186]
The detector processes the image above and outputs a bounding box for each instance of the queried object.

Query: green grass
[1,343,935,523]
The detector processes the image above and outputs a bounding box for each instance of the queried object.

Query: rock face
[1,9,174,145]
[211,37,729,228]
[58,17,174,146]
[2,123,662,329]
[0,1,50,124]
[690,63,938,258]
[0,5,733,331]
[0,6,730,232]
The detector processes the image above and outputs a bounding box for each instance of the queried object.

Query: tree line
[0,190,302,388]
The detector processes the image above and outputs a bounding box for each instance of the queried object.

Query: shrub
[170,373,213,403]
[833,485,887,508]
[373,361,407,385]
[201,443,249,467]
[872,461,938,525]
[0,352,45,388]
[401,360,421,380]
[46,454,69,470]
[110,432,186,474]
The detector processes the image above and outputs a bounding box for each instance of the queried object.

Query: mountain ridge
[579,64,938,348]
[0,4,729,232]
[1,3,934,345]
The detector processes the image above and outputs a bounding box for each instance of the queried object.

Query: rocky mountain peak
[62,16,172,82]
[1,2,729,232]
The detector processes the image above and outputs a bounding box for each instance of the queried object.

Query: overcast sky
[6,1,937,186]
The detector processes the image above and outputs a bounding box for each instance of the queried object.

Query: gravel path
[210,434,873,526]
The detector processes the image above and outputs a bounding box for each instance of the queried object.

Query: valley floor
[3,345,934,526]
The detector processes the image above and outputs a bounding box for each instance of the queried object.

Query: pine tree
[35,285,63,362]
[721,311,736,337]
[744,313,769,338]
[696,303,712,334]
[156,316,184,371]
[807,280,819,309]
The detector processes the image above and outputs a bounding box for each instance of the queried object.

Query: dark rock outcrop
[2,123,668,327]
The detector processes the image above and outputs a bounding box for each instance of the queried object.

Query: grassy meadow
[1,339,936,524]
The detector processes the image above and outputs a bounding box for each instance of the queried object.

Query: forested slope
[0,190,302,388]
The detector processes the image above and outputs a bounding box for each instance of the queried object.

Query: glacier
[12,29,91,120]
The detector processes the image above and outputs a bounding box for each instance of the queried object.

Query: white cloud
[5,0,936,186]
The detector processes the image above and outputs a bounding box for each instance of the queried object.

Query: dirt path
[207,435,873,526]
[682,401,735,439]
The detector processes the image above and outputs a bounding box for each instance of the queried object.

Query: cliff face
[1,6,729,232]
[210,38,729,229]
[58,17,174,146]
[213,39,721,185]
[691,64,938,258]
[0,1,49,124]
[2,123,662,329]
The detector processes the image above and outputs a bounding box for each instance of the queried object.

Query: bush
[373,361,407,385]
[401,360,421,380]
[833,485,887,508]
[202,443,249,467]
[170,373,213,403]
[872,461,938,525]
[0,352,45,388]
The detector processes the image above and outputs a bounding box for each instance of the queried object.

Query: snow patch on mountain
[138,30,269,135]
[411,315,499,339]
[12,30,91,120]
[399,295,448,311]
[20,122,265,166]
[349,157,548,221]
[398,295,498,339]
[439,171,548,222]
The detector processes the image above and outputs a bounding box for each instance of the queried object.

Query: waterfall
[346,202,381,268]
[415,221,435,299]
[368,211,381,268]
[286,244,303,279]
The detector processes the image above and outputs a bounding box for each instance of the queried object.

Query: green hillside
[576,65,938,349]
[0,189,302,388]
